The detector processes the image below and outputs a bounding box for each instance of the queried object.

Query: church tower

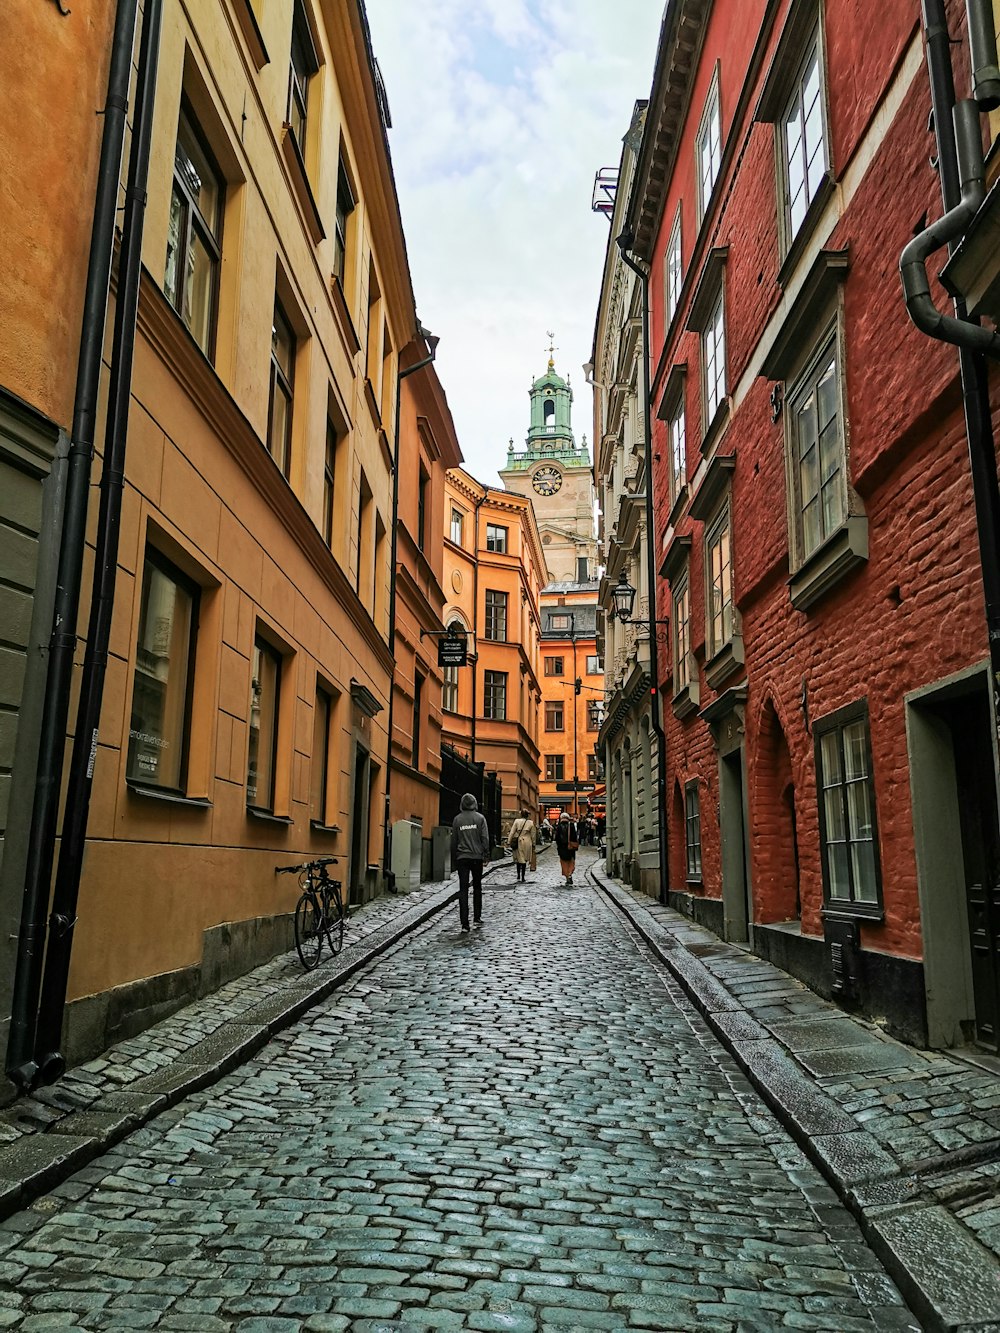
[499,339,598,584]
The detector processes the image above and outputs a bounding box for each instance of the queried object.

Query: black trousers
[456,859,483,928]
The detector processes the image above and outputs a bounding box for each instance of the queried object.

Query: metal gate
[440,745,502,852]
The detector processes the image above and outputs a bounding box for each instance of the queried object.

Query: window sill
[280,126,325,246]
[231,0,269,69]
[247,807,294,825]
[704,635,744,692]
[330,274,361,356]
[364,377,382,430]
[789,515,868,611]
[776,173,836,291]
[672,680,700,720]
[667,483,688,530]
[310,820,342,835]
[699,398,731,458]
[686,875,704,887]
[126,782,211,809]
[822,903,884,925]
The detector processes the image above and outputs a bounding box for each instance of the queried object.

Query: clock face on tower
[532,465,563,496]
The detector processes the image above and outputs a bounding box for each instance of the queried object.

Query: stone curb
[0,864,493,1222]
[592,868,1000,1333]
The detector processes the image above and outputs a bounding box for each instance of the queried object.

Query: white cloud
[366,0,664,483]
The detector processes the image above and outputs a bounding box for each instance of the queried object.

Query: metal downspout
[6,0,140,1090]
[616,230,670,905]
[470,492,486,768]
[33,0,164,1085]
[382,329,438,894]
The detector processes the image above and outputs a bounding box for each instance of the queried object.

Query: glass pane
[185,226,215,353]
[827,842,850,899]
[802,497,821,556]
[816,358,838,430]
[164,186,184,311]
[821,478,843,538]
[843,721,868,781]
[272,308,294,379]
[127,561,194,790]
[796,389,818,463]
[176,114,220,232]
[248,642,279,809]
[820,730,842,783]
[311,692,329,820]
[269,381,291,474]
[851,840,879,903]
[824,787,845,841]
[846,778,873,841]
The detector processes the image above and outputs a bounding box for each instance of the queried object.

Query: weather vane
[546,331,557,369]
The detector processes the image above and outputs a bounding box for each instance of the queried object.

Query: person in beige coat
[507,809,537,882]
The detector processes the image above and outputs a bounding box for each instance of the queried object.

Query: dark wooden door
[953,693,1000,1050]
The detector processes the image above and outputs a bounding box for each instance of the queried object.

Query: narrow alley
[0,850,918,1331]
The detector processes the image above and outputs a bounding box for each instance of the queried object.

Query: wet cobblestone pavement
[0,852,920,1330]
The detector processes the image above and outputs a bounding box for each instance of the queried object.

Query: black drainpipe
[33,0,164,1085]
[6,0,140,1090]
[903,0,1000,755]
[381,326,438,894]
[616,229,670,906]
[470,492,487,768]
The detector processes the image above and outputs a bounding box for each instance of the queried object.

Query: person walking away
[555,812,579,886]
[507,808,537,882]
[451,793,490,932]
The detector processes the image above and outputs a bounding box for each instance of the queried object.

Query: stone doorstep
[0,875,464,1225]
[593,869,1000,1332]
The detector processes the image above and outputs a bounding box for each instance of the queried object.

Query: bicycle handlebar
[275,856,339,874]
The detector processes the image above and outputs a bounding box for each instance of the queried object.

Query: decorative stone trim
[788,515,868,611]
[351,679,384,717]
[231,0,269,70]
[0,387,59,478]
[280,126,325,246]
[660,533,692,582]
[689,451,736,521]
[686,247,730,333]
[672,678,700,720]
[760,248,849,381]
[704,636,745,692]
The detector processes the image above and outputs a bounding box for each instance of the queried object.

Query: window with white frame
[815,702,881,912]
[164,106,223,358]
[685,781,702,880]
[703,288,726,425]
[672,576,691,694]
[442,664,459,714]
[705,504,734,659]
[697,70,722,220]
[668,393,686,503]
[486,523,508,554]
[789,334,844,562]
[666,208,683,328]
[781,31,827,244]
[450,508,464,545]
[586,654,601,675]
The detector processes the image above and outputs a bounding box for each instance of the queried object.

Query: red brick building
[623,0,1000,1048]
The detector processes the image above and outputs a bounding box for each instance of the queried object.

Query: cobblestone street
[0,850,920,1331]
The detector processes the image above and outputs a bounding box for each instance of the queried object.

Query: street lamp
[611,570,670,641]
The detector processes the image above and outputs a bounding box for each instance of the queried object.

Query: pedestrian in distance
[507,808,537,883]
[555,812,579,886]
[540,817,552,843]
[451,793,491,933]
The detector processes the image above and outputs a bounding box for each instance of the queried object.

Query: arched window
[543,398,556,432]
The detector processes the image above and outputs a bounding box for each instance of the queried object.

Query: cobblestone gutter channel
[591,865,1000,1333]
[0,866,484,1220]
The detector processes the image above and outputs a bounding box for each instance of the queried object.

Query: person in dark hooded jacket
[451,793,491,932]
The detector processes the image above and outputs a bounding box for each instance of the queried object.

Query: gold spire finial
[545,330,556,370]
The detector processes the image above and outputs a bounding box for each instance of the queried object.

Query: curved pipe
[900,98,1000,359]
[967,0,1000,111]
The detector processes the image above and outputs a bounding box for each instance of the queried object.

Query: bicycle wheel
[294,891,324,969]
[324,881,346,955]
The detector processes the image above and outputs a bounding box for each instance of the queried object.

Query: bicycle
[275,856,347,970]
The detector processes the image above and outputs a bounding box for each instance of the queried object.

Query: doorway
[720,747,752,945]
[349,743,370,906]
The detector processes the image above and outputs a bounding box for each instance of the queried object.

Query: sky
[365,1,665,486]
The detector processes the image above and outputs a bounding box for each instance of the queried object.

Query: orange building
[538,582,603,823]
[387,356,462,886]
[3,0,438,1071]
[442,469,543,836]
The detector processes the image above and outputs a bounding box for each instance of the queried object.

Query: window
[412,672,424,765]
[685,781,702,880]
[545,701,564,732]
[450,508,464,545]
[544,656,564,677]
[267,300,295,477]
[544,398,556,431]
[127,550,199,792]
[366,260,382,392]
[248,637,281,812]
[546,754,565,781]
[586,655,602,675]
[442,664,459,714]
[697,70,722,220]
[587,755,600,781]
[164,107,223,356]
[333,156,355,286]
[322,421,338,546]
[815,704,881,911]
[550,613,571,632]
[781,33,827,244]
[484,670,507,720]
[417,468,429,551]
[668,394,686,503]
[311,686,332,822]
[356,472,372,597]
[703,289,726,426]
[288,1,318,161]
[666,208,682,328]
[485,590,507,642]
[705,505,733,658]
[672,577,691,693]
[486,523,508,554]
[587,700,602,732]
[789,336,844,562]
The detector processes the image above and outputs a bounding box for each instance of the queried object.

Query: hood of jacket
[460,793,478,811]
